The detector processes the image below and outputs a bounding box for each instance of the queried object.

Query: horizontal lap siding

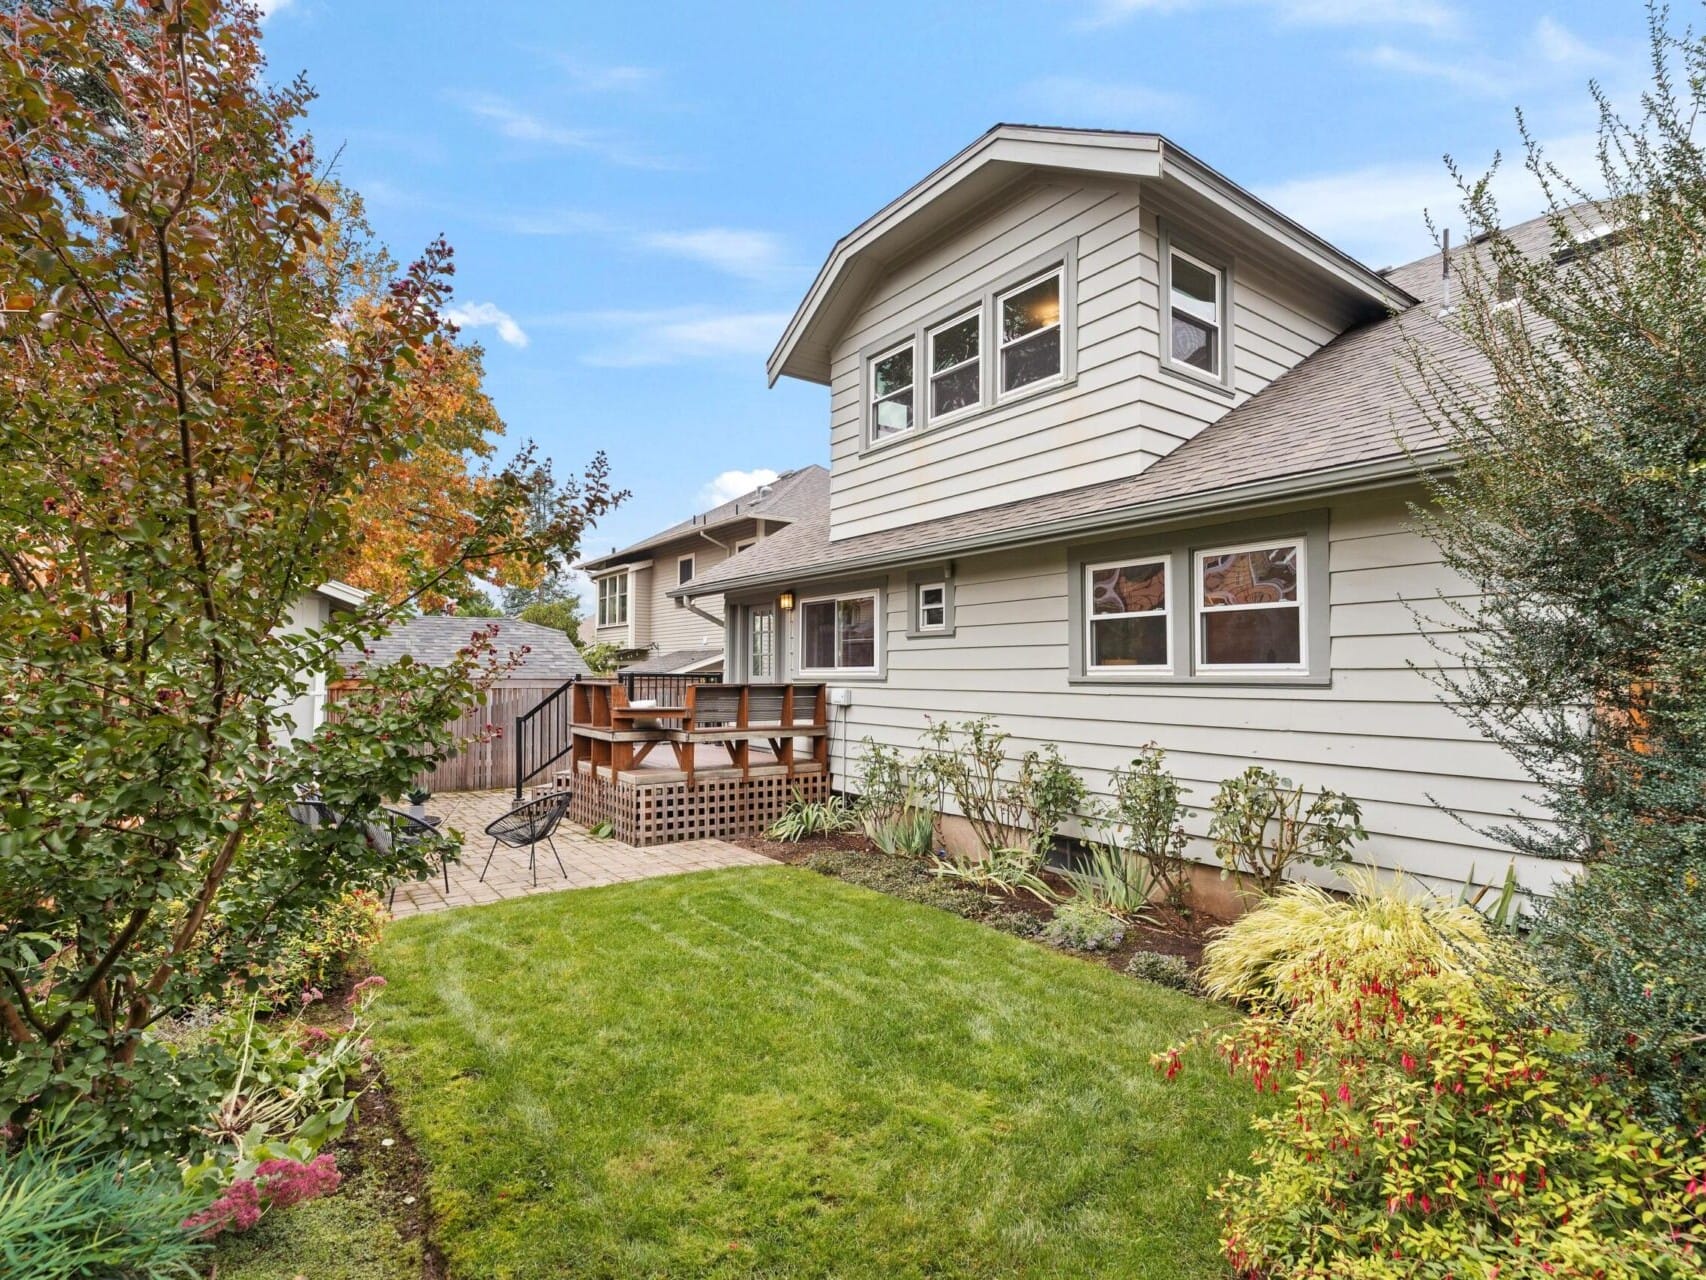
[814,488,1562,896]
[647,537,731,654]
[828,187,1345,541]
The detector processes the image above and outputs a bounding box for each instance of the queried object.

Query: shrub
[854,738,911,819]
[0,1123,208,1280]
[250,890,387,1010]
[1124,951,1200,995]
[863,804,937,859]
[984,909,1047,939]
[916,719,1087,859]
[1095,745,1193,911]
[1057,841,1154,920]
[933,846,1053,902]
[766,792,858,842]
[1159,881,1706,1278]
[1040,901,1126,953]
[1207,766,1366,896]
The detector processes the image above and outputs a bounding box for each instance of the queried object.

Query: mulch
[734,832,1222,971]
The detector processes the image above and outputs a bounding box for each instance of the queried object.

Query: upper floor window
[998,269,1063,395]
[870,342,915,441]
[597,574,628,627]
[1168,247,1224,378]
[677,554,695,585]
[928,310,981,422]
[1196,541,1303,670]
[799,590,879,673]
[1087,558,1169,670]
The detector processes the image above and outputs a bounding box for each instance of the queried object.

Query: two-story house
[577,465,828,676]
[672,125,1569,902]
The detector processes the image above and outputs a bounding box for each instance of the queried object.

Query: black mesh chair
[479,791,573,887]
[285,798,341,831]
[378,807,459,907]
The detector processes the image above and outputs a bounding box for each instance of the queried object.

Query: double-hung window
[799,591,879,673]
[998,269,1063,395]
[870,342,915,441]
[597,574,628,627]
[916,582,947,632]
[927,310,980,422]
[1195,541,1304,670]
[1168,247,1224,378]
[1086,558,1170,670]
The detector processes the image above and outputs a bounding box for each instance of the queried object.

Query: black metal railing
[618,670,721,706]
[513,677,578,800]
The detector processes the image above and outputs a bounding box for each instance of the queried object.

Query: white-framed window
[1195,541,1304,670]
[870,341,915,442]
[927,309,981,422]
[799,590,880,673]
[916,582,947,632]
[1168,247,1224,378]
[677,554,695,586]
[597,573,628,627]
[1086,558,1170,670]
[734,538,757,554]
[998,269,1063,396]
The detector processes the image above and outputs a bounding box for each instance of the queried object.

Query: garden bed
[735,830,1216,971]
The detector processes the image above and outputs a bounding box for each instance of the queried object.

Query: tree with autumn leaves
[0,0,616,1146]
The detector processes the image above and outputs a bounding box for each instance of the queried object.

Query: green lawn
[374,865,1251,1279]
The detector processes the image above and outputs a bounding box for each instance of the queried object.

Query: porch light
[777,590,796,612]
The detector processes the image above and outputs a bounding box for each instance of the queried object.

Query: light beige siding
[644,535,733,653]
[826,179,1346,541]
[780,488,1560,897]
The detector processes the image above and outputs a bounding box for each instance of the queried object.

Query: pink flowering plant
[1158,882,1706,1277]
[181,1154,342,1238]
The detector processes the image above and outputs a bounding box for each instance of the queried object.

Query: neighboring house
[673,124,1580,901]
[335,616,591,792]
[278,580,368,739]
[576,465,828,676]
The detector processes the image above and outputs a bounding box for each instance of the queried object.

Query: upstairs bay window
[998,269,1063,396]
[1196,541,1304,670]
[597,574,628,627]
[870,343,915,441]
[799,591,880,674]
[928,310,981,422]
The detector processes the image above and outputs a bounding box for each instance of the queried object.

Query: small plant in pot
[406,787,431,820]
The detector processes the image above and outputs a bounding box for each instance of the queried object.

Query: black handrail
[618,670,721,706]
[513,676,578,800]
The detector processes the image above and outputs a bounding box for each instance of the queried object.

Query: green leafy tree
[1414,11,1706,1124]
[0,0,616,1150]
[517,598,583,637]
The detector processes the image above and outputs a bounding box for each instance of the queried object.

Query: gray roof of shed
[621,647,723,674]
[340,616,590,681]
[674,206,1593,598]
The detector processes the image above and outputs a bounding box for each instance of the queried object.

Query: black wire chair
[479,790,573,887]
[285,798,341,831]
[376,808,459,908]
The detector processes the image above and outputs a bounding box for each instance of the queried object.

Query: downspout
[683,596,725,629]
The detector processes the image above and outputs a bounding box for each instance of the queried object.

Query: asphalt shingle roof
[340,616,590,682]
[578,465,829,571]
[621,647,723,674]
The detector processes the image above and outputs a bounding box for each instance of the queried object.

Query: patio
[387,789,776,917]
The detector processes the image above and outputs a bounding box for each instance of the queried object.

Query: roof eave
[668,450,1453,598]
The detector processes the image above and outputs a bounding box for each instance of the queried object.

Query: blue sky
[257,0,1650,581]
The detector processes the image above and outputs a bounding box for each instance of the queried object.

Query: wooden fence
[326,679,567,794]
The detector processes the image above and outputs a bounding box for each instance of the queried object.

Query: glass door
[749,606,776,681]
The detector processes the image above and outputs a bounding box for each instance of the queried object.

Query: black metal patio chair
[479,790,573,887]
[377,807,460,908]
[285,798,341,831]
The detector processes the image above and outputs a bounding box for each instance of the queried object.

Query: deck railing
[618,669,721,706]
[512,677,577,800]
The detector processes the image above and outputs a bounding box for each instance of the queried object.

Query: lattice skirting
[566,765,829,846]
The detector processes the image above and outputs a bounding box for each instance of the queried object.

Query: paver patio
[387,789,776,916]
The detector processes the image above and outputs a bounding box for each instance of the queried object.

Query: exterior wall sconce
[777,590,796,612]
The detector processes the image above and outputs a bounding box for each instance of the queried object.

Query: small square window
[917,582,947,631]
[870,342,915,442]
[998,270,1063,395]
[1168,248,1224,378]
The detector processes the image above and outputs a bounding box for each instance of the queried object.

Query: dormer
[772,126,1413,542]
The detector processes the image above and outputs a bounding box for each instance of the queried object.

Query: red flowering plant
[1158,880,1706,1278]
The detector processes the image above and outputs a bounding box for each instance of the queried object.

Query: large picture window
[799,591,879,673]
[998,269,1063,395]
[1196,542,1303,669]
[597,574,628,627]
[1087,558,1170,670]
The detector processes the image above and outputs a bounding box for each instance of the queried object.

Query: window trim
[797,588,883,676]
[857,240,1078,455]
[1084,555,1172,674]
[1193,539,1306,673]
[1157,223,1235,397]
[596,573,629,628]
[676,553,696,586]
[916,582,948,631]
[734,537,757,554]
[926,307,983,426]
[1066,510,1330,686]
[904,567,956,639]
[868,339,917,444]
[995,266,1066,402]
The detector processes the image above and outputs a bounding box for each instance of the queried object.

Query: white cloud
[1257,129,1605,269]
[637,228,788,280]
[1020,75,1190,123]
[532,307,788,367]
[551,57,660,94]
[1356,18,1611,98]
[448,93,679,169]
[698,469,779,509]
[444,301,530,349]
[1079,0,1458,33]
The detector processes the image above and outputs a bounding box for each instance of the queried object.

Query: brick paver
[387,790,776,917]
